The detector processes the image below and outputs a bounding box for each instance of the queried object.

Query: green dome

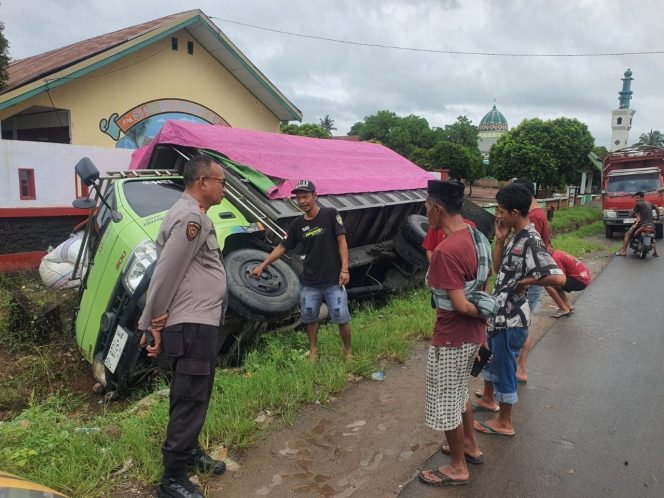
[624,68,632,78]
[479,104,508,132]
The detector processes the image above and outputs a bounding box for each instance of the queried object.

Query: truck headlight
[122,240,157,295]
[603,210,617,219]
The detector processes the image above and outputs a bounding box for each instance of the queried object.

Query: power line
[211,16,664,57]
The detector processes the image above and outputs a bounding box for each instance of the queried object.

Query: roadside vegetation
[0,206,608,496]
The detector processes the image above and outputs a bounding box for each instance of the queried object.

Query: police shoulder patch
[186,221,201,241]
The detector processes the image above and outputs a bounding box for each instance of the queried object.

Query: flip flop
[551,310,571,318]
[418,469,469,487]
[474,420,515,437]
[471,401,499,412]
[440,444,484,465]
[615,252,626,257]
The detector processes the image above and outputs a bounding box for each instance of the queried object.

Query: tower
[610,69,636,151]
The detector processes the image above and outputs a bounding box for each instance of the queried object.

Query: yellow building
[0,9,302,148]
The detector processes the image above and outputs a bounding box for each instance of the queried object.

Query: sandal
[418,469,469,486]
[551,310,571,318]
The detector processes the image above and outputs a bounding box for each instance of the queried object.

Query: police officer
[138,155,228,498]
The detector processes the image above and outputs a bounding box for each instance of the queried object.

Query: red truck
[602,145,664,238]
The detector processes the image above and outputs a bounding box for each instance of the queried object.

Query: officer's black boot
[159,471,205,498]
[190,446,226,475]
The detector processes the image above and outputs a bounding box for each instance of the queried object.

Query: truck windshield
[606,173,660,194]
[123,179,185,217]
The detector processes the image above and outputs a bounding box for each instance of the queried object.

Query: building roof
[0,10,302,121]
[479,104,508,132]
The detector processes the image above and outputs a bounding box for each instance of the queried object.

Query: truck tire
[605,226,612,238]
[225,249,300,321]
[393,230,428,269]
[402,214,429,246]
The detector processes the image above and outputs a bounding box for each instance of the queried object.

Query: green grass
[551,221,605,257]
[0,289,434,497]
[549,206,602,235]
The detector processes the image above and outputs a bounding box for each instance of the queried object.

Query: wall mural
[99,98,230,149]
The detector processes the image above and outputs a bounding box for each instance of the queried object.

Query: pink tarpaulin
[129,121,432,199]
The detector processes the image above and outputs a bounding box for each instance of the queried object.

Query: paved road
[400,254,664,497]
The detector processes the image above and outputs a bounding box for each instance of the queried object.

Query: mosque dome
[624,68,632,78]
[479,104,508,132]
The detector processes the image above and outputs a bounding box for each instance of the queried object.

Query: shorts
[562,277,587,293]
[424,343,479,431]
[300,285,350,324]
[484,327,528,405]
[526,285,543,313]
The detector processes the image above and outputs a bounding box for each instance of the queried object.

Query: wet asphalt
[400,253,664,497]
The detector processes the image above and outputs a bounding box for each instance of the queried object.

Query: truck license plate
[623,218,636,224]
[104,326,129,374]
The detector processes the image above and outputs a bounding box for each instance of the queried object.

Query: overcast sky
[3,0,663,147]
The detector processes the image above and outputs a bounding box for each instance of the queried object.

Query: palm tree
[638,129,664,146]
[318,115,337,133]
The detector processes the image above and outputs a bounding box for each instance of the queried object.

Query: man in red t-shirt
[419,180,487,488]
[422,219,477,263]
[545,249,591,318]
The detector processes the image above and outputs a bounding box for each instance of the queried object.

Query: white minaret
[610,68,636,151]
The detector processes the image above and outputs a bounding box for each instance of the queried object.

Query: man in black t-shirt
[252,180,352,360]
[617,191,660,257]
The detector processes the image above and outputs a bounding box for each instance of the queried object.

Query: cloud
[3,0,662,147]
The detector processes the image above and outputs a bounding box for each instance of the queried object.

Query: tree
[638,129,664,147]
[280,122,331,138]
[436,115,479,149]
[593,145,609,160]
[430,141,484,195]
[0,22,10,91]
[489,117,595,191]
[318,115,337,133]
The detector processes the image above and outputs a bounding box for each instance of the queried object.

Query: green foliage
[593,145,609,160]
[551,221,604,257]
[490,117,595,189]
[280,122,331,138]
[435,115,479,149]
[549,206,602,234]
[0,22,9,91]
[318,114,337,133]
[637,129,664,147]
[430,140,483,185]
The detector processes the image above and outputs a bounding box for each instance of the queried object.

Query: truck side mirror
[75,157,100,186]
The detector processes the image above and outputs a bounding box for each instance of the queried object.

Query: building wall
[0,29,282,147]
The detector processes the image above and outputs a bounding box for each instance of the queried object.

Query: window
[171,37,178,51]
[617,117,623,125]
[123,179,184,217]
[18,168,36,200]
[187,41,194,55]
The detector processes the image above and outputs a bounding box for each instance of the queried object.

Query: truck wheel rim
[241,260,288,297]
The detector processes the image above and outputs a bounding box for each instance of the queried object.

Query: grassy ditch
[0,206,608,496]
[549,205,602,235]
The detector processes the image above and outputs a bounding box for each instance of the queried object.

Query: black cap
[635,191,644,197]
[427,180,464,203]
[292,179,316,194]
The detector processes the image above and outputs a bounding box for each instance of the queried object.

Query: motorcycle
[630,224,656,259]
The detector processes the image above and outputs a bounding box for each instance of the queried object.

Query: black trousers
[161,323,218,474]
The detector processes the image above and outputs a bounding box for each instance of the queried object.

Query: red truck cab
[602,146,664,238]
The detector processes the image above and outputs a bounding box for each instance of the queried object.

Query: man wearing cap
[252,180,352,360]
[419,180,489,487]
[616,191,660,257]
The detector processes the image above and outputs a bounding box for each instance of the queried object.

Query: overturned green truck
[71,121,494,397]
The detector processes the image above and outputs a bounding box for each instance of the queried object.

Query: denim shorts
[300,285,351,325]
[484,327,528,404]
[526,285,543,314]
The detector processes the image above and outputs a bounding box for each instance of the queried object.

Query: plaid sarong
[430,226,498,319]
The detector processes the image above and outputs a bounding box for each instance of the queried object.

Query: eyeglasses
[201,176,226,187]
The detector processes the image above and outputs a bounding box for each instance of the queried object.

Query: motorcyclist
[616,191,660,257]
